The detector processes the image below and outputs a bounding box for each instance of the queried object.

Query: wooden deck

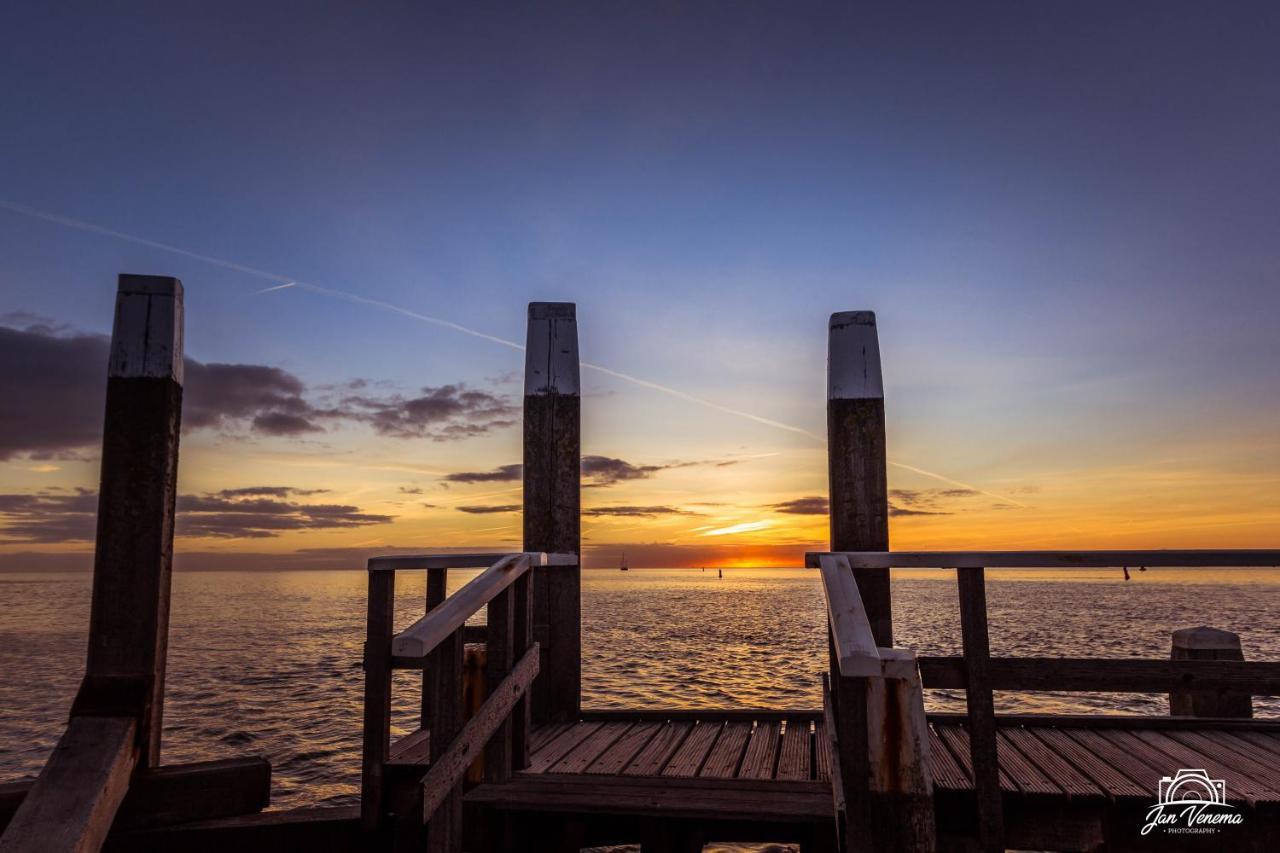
[461,713,1280,851]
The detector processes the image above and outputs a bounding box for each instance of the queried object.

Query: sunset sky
[2,3,1278,569]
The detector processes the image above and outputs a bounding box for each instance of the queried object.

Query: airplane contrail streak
[1,197,1025,504]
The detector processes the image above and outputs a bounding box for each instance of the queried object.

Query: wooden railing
[817,554,934,853]
[808,549,1280,853]
[359,550,574,849]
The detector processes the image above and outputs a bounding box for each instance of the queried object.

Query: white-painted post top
[828,311,882,400]
[109,275,184,384]
[525,302,579,396]
[1172,626,1242,651]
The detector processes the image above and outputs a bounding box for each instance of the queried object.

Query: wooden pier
[3,284,1280,852]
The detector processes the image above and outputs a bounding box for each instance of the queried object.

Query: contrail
[1,197,1022,503]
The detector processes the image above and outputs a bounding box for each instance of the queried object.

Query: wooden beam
[806,549,1280,569]
[523,302,581,724]
[483,585,516,784]
[956,567,1002,853]
[422,567,448,725]
[392,554,531,659]
[368,552,572,572]
[917,656,1280,694]
[0,717,137,853]
[826,311,892,647]
[83,274,185,765]
[0,757,270,834]
[420,643,540,822]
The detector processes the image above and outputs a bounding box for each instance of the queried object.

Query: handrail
[387,552,540,659]
[807,549,1280,568]
[368,551,577,571]
[817,554,881,678]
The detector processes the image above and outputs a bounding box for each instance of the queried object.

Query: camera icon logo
[1158,768,1227,805]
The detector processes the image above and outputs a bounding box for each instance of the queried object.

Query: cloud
[445,463,524,484]
[581,455,663,486]
[456,504,520,514]
[0,319,516,459]
[770,496,829,515]
[582,505,698,518]
[0,486,393,543]
[338,385,516,440]
[888,506,950,517]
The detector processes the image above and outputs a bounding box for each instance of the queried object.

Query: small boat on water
[718,568,723,578]
[620,553,628,571]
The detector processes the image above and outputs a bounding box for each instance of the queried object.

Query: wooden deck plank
[1030,729,1147,798]
[623,722,693,777]
[926,726,970,791]
[466,773,832,823]
[737,721,780,780]
[1122,730,1278,803]
[1063,729,1165,792]
[936,724,1015,791]
[1217,731,1280,770]
[1000,729,1102,798]
[700,722,752,779]
[993,730,1063,795]
[527,722,604,773]
[585,722,662,776]
[662,721,723,777]
[548,722,634,774]
[1166,730,1280,792]
[530,723,570,753]
[1178,730,1280,790]
[813,720,831,783]
[1233,730,1280,760]
[775,721,812,781]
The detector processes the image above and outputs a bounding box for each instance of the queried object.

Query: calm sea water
[2,567,1277,814]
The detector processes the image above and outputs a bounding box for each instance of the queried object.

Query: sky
[1,2,1278,569]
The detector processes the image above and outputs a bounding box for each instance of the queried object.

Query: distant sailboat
[1123,566,1131,581]
[718,568,723,579]
[620,553,629,572]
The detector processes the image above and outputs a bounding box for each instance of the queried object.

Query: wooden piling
[827,311,892,647]
[1170,626,1252,718]
[0,275,184,853]
[866,650,936,852]
[523,302,581,724]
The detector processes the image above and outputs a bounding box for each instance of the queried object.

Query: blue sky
[2,2,1278,566]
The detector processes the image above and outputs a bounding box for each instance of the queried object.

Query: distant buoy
[1123,566,1131,581]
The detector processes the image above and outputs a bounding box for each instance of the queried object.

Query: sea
[2,566,1277,844]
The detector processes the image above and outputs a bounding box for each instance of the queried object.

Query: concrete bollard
[1170,626,1251,718]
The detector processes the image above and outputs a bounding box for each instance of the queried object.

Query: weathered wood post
[827,311,892,646]
[867,650,936,853]
[1170,626,1251,718]
[523,303,581,724]
[0,274,184,853]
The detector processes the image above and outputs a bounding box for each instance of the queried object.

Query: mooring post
[1170,626,1251,718]
[827,311,892,646]
[523,302,581,724]
[866,651,936,853]
[0,274,184,853]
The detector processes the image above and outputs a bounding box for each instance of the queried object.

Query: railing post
[360,569,395,829]
[425,626,465,853]
[422,568,447,725]
[956,566,1003,853]
[523,303,581,724]
[866,651,936,852]
[484,583,516,783]
[0,275,184,853]
[827,311,892,646]
[1170,626,1251,718]
[510,569,534,769]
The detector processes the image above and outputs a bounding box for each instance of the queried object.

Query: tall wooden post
[1170,626,1251,718]
[0,274,184,853]
[827,311,892,646]
[523,302,581,724]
